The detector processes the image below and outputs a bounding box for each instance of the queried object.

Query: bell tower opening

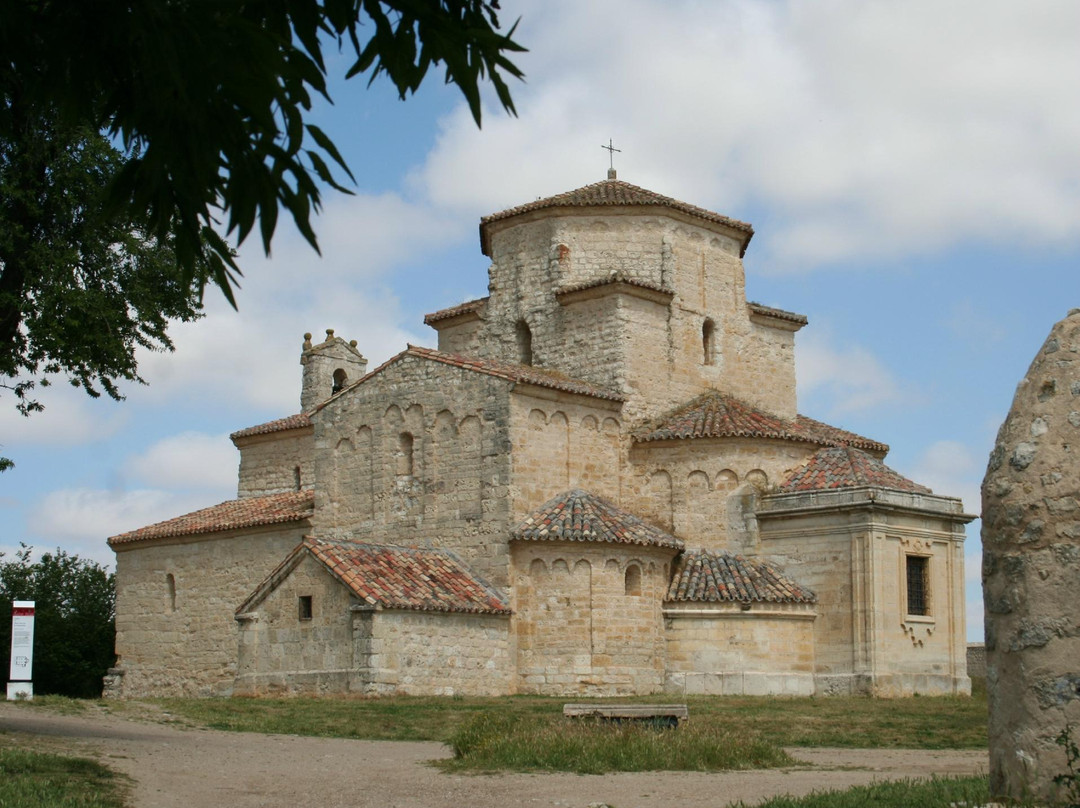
[332,368,347,394]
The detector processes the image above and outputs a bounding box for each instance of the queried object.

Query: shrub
[0,545,115,698]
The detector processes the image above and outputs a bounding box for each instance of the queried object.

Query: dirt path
[0,702,988,808]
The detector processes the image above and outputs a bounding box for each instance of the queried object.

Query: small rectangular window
[298,595,313,621]
[905,556,929,616]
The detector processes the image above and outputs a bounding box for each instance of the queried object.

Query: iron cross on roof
[601,138,621,179]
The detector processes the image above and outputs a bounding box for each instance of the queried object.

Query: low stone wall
[966,643,986,679]
[664,602,816,696]
[363,609,513,696]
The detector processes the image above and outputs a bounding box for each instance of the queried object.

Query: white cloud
[796,331,907,415]
[414,0,1080,269]
[25,488,216,568]
[0,385,128,448]
[907,439,982,514]
[127,191,453,414]
[125,432,238,493]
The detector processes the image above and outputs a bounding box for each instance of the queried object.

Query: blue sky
[3,0,1078,642]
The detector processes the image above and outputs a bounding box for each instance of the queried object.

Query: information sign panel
[8,600,35,682]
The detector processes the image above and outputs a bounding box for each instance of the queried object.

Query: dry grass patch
[442,712,792,773]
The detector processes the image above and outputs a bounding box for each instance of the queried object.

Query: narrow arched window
[166,573,177,612]
[516,320,533,366]
[332,368,347,394]
[624,564,642,596]
[293,465,302,490]
[702,319,716,366]
[397,432,414,476]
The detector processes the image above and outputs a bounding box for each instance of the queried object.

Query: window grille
[906,556,929,616]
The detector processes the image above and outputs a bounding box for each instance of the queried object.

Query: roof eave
[480,203,754,258]
[758,486,976,523]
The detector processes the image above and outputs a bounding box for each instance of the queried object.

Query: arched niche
[745,469,768,490]
[397,432,414,476]
[702,318,717,366]
[516,319,533,366]
[716,469,739,491]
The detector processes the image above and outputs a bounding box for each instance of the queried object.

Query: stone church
[107,173,973,699]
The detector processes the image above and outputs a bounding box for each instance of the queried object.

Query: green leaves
[2,1,524,309]
[0,111,206,409]
[0,2,524,416]
[0,546,116,698]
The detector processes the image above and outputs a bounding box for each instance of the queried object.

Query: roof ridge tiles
[666,550,816,605]
[231,412,312,440]
[297,538,510,615]
[479,178,755,257]
[513,489,683,550]
[634,390,888,454]
[776,445,932,495]
[109,491,314,546]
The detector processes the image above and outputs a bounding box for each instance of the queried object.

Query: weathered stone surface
[983,308,1080,804]
[111,176,972,700]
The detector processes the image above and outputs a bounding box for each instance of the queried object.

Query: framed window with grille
[905,555,930,617]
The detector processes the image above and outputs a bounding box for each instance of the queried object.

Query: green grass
[12,695,91,715]
[0,747,127,808]
[731,775,990,807]
[145,686,987,750]
[441,711,793,773]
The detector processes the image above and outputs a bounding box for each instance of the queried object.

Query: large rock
[983,308,1080,803]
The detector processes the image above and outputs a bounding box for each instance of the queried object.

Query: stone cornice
[555,277,674,308]
[757,486,976,524]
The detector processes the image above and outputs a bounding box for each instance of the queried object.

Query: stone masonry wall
[758,494,969,696]
[509,392,623,520]
[480,211,798,425]
[234,553,356,695]
[234,554,513,697]
[434,315,484,357]
[627,438,816,549]
[312,354,514,590]
[664,603,816,695]
[511,542,674,696]
[235,429,313,498]
[362,609,513,696]
[113,525,306,697]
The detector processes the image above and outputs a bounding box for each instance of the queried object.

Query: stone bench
[563,703,689,728]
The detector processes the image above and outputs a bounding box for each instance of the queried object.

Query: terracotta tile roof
[423,297,489,325]
[231,413,311,440]
[666,550,817,604]
[479,179,754,256]
[335,345,624,405]
[777,446,931,494]
[747,302,808,326]
[512,489,684,551]
[634,391,888,454]
[241,538,510,615]
[108,491,314,546]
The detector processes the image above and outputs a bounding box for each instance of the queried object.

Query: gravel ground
[0,701,988,808]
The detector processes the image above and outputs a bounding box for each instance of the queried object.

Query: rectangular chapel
[107,172,973,698]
